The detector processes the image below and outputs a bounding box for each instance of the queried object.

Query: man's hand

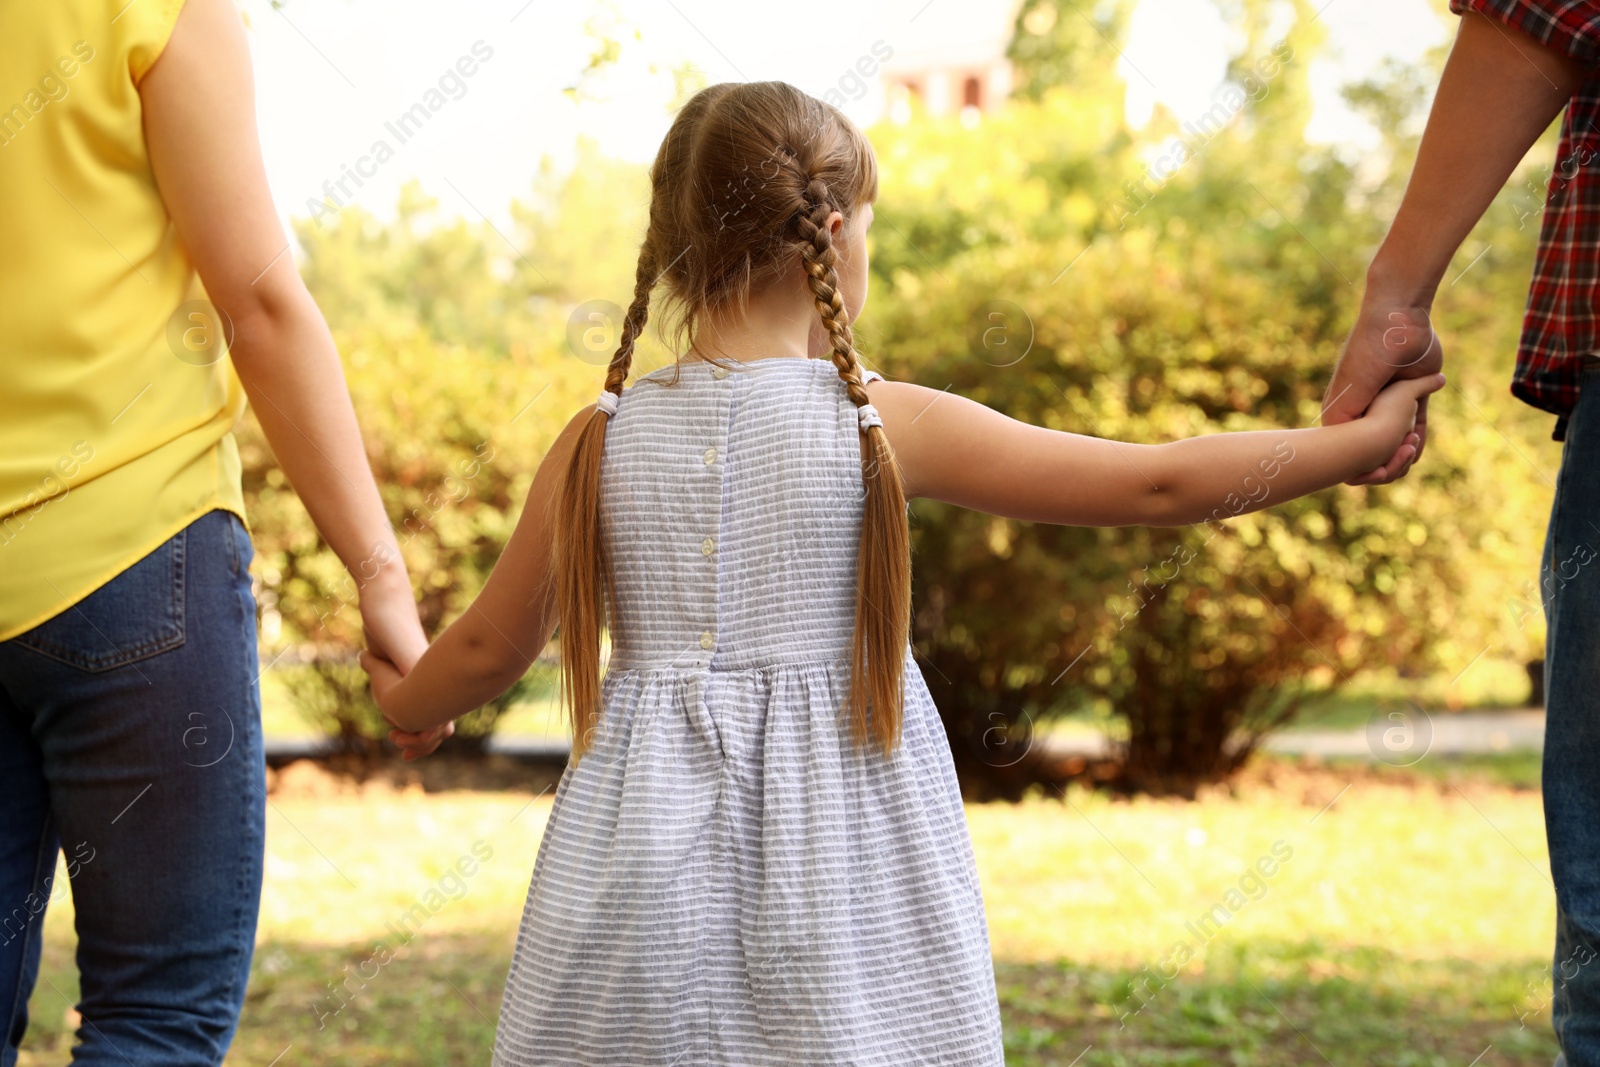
[1323,298,1442,485]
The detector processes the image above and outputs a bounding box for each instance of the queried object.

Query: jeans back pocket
[12,525,187,671]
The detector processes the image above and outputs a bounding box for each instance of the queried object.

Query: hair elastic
[596,391,619,416]
[857,404,883,431]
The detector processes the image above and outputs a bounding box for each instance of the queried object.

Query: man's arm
[1324,9,1589,484]
[140,0,429,671]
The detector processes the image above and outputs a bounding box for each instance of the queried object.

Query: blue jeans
[1545,362,1600,1066]
[0,509,265,1066]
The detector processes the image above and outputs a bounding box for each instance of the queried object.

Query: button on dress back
[600,358,871,671]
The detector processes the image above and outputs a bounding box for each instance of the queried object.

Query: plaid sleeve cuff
[1450,0,1600,66]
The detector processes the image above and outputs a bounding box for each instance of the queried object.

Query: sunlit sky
[243,0,1451,236]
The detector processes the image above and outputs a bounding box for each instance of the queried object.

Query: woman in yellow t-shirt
[0,1,441,1061]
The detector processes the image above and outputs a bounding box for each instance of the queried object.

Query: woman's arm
[364,409,590,734]
[871,374,1443,526]
[140,0,426,670]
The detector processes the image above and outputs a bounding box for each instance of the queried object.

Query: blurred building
[881,0,1027,124]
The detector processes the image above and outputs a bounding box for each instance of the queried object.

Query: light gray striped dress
[491,356,1005,1066]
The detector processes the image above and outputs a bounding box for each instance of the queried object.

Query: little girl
[363,81,1440,1065]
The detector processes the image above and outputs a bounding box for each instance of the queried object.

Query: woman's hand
[358,569,428,674]
[387,720,455,763]
[359,649,455,762]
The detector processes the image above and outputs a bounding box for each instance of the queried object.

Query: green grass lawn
[16,756,1560,1065]
[1316,749,1545,791]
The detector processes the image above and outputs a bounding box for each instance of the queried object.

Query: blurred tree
[1007,0,1132,104]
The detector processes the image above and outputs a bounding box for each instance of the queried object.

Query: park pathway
[261,709,1547,763]
[1029,708,1546,760]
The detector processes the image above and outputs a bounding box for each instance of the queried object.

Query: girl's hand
[359,650,456,762]
[1364,373,1447,472]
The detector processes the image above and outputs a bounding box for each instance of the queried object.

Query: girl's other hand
[359,649,455,761]
[1364,373,1447,472]
[360,648,405,710]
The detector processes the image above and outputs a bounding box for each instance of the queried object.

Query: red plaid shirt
[1452,0,1600,435]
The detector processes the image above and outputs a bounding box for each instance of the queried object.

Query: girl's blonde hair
[555,81,910,759]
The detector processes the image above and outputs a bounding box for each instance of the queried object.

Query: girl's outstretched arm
[364,406,595,737]
[869,374,1443,526]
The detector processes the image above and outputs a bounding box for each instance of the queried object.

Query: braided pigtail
[797,178,911,755]
[559,81,885,758]
[556,247,655,760]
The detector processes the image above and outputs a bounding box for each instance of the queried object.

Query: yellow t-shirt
[0,0,248,642]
